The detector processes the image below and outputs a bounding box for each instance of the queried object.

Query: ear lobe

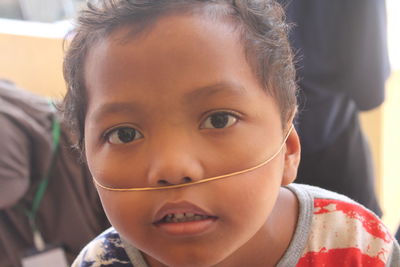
[282,127,301,186]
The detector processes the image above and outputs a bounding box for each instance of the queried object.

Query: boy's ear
[282,126,301,186]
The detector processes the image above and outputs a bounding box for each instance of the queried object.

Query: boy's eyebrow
[185,82,247,102]
[89,82,246,121]
[89,102,144,122]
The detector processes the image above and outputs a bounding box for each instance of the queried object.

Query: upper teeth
[175,213,194,219]
[163,213,208,223]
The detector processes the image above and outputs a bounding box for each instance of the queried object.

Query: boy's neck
[223,187,299,266]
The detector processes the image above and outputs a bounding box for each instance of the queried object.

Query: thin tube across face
[92,125,294,192]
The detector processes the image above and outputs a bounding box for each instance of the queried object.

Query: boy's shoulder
[285,184,400,267]
[71,227,134,267]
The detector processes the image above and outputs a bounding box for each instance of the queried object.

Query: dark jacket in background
[0,80,109,267]
[279,0,390,216]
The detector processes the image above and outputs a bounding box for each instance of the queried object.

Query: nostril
[182,177,192,183]
[158,180,169,186]
[157,177,193,186]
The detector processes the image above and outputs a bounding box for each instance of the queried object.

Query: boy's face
[84,15,300,266]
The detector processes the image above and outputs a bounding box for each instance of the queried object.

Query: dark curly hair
[62,0,297,152]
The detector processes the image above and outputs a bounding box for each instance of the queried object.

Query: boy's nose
[146,138,204,187]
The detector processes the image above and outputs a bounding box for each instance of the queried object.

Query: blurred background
[378,0,400,234]
[0,0,85,22]
[0,0,399,233]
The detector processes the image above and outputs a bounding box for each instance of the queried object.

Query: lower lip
[155,218,217,236]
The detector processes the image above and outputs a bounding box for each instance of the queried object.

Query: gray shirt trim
[386,240,400,267]
[275,184,313,266]
[122,238,149,267]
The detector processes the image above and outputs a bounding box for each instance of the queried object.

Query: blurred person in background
[0,80,109,267]
[278,0,390,216]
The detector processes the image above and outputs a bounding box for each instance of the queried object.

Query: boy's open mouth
[152,201,218,235]
[153,201,218,225]
[157,213,216,224]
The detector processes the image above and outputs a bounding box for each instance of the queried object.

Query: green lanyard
[25,103,61,251]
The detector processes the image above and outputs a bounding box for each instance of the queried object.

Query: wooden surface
[0,31,66,98]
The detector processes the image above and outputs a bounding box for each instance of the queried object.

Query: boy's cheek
[96,188,152,231]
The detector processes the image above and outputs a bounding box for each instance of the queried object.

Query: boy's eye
[105,127,143,144]
[201,112,238,129]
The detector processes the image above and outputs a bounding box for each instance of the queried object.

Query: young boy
[63,0,400,266]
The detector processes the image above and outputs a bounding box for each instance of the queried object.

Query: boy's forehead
[104,14,239,59]
[84,14,249,90]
